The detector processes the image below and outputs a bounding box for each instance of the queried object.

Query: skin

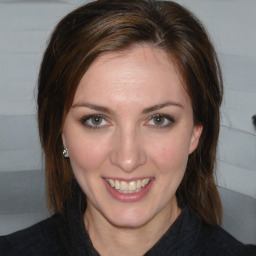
[62,45,203,256]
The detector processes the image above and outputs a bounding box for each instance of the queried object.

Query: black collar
[58,197,207,256]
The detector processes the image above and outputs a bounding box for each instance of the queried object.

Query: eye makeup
[79,113,175,131]
[80,114,110,129]
[146,114,175,129]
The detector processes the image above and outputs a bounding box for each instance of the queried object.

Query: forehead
[73,45,190,109]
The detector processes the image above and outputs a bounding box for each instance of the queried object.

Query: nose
[110,127,147,173]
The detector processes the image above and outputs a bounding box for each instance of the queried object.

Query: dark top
[0,202,255,256]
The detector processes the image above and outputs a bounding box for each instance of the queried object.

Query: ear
[62,132,69,157]
[189,125,203,154]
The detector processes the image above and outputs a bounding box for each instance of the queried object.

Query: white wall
[174,0,256,198]
[0,1,86,173]
[0,0,255,240]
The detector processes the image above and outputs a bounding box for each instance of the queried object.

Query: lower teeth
[116,188,142,194]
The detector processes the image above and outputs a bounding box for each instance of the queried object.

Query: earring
[62,148,68,157]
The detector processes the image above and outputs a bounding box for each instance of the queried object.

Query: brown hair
[38,0,223,225]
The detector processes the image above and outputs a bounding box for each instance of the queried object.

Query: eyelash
[80,114,109,130]
[146,114,175,129]
[80,114,175,130]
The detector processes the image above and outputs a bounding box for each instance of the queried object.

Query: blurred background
[0,0,255,244]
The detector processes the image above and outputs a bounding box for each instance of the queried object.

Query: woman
[0,0,255,255]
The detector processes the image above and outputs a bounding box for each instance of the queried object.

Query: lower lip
[103,179,154,203]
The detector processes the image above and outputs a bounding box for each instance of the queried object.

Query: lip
[103,177,154,203]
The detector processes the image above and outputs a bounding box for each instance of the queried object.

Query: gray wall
[178,0,256,199]
[0,0,255,244]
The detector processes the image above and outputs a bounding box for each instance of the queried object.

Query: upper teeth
[105,178,151,193]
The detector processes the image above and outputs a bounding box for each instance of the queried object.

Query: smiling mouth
[105,178,151,194]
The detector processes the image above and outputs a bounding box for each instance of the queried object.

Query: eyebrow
[72,102,114,114]
[142,101,183,114]
[72,101,183,114]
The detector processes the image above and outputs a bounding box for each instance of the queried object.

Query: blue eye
[81,115,108,129]
[147,114,174,128]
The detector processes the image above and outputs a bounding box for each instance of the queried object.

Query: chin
[104,207,155,229]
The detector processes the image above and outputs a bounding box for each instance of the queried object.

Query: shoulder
[185,207,256,256]
[198,220,256,256]
[0,214,67,256]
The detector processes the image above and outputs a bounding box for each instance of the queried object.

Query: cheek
[67,135,111,174]
[149,135,190,174]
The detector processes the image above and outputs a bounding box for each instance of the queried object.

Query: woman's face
[62,45,202,228]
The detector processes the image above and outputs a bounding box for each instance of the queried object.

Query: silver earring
[63,148,68,157]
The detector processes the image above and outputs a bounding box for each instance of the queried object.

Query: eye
[81,115,109,129]
[147,114,174,128]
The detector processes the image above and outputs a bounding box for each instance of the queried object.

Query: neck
[84,198,181,256]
